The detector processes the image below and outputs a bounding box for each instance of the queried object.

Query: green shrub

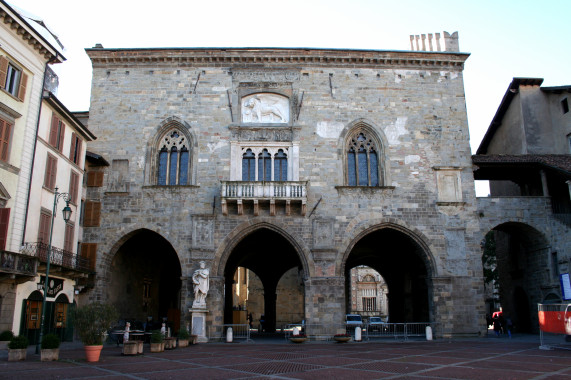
[0,330,14,341]
[74,303,118,346]
[8,335,29,349]
[177,327,190,340]
[150,330,164,343]
[41,333,61,349]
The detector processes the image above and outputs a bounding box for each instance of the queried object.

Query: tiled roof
[472,154,571,175]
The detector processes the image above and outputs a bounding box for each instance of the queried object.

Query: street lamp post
[36,187,72,354]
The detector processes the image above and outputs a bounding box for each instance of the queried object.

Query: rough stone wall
[83,48,484,337]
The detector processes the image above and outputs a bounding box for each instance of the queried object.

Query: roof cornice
[85,47,469,70]
[43,92,96,141]
[0,1,64,62]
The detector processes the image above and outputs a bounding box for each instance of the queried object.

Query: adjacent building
[0,1,96,343]
[474,78,571,332]
[0,0,64,333]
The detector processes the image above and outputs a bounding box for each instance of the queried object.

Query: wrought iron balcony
[220,181,307,216]
[0,250,38,282]
[21,242,92,275]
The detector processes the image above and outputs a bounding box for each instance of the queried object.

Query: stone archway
[343,224,435,323]
[107,229,182,332]
[483,222,551,333]
[221,227,305,333]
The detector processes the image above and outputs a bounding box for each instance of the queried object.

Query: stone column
[179,276,194,329]
[304,276,345,326]
[540,170,550,196]
[263,286,277,332]
[208,276,225,336]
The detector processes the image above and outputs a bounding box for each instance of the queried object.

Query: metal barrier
[363,322,433,340]
[208,324,252,342]
[538,303,571,350]
[284,323,348,341]
[284,322,433,341]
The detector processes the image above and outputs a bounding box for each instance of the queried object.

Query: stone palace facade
[82,34,486,337]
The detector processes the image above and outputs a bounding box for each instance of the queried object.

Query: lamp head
[62,201,72,222]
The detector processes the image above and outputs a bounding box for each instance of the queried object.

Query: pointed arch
[339,119,388,187]
[213,218,312,278]
[146,117,197,185]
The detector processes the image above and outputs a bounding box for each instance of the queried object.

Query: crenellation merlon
[409,31,459,52]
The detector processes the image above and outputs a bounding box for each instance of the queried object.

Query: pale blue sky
[10,0,571,156]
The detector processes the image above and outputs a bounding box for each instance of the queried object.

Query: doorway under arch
[484,222,551,333]
[345,226,433,323]
[223,228,304,333]
[108,229,182,332]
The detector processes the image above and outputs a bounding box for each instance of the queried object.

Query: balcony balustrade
[0,250,37,281]
[220,181,307,216]
[20,242,92,274]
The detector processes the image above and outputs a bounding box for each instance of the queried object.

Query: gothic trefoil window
[347,132,379,186]
[157,130,190,185]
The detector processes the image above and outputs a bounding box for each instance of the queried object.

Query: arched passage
[344,226,433,323]
[223,228,304,333]
[483,222,551,333]
[108,229,182,331]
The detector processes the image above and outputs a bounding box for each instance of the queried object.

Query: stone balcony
[221,181,307,216]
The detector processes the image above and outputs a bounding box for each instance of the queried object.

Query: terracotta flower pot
[289,337,307,343]
[84,345,103,362]
[333,336,351,343]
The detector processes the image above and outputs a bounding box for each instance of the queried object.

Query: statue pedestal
[189,308,209,343]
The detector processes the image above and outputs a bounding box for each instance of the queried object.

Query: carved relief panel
[191,215,214,249]
[313,219,334,249]
[241,93,289,124]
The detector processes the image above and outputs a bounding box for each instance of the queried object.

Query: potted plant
[150,330,164,352]
[0,330,14,350]
[41,333,60,361]
[74,303,118,362]
[177,327,190,348]
[8,335,29,361]
[333,333,351,343]
[289,333,307,343]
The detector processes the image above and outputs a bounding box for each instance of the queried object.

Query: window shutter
[0,57,7,89]
[58,120,65,152]
[0,119,12,162]
[84,201,101,227]
[69,133,76,161]
[80,243,97,271]
[44,154,57,190]
[38,211,51,243]
[87,171,104,187]
[17,72,27,101]
[69,171,79,204]
[64,223,74,252]
[49,115,59,147]
[0,208,10,250]
[76,138,82,164]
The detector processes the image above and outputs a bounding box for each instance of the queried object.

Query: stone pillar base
[190,308,209,343]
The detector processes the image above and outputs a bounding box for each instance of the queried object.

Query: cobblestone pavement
[0,336,570,379]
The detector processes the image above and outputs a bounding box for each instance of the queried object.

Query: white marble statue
[192,261,210,308]
[242,94,289,123]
